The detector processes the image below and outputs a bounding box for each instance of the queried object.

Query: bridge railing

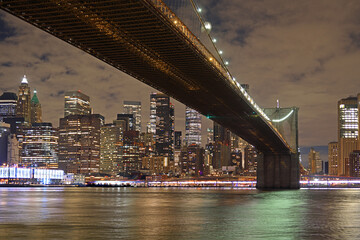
[148,0,291,151]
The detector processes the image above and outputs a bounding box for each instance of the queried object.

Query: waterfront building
[0,122,11,165]
[244,145,259,175]
[349,150,360,177]
[100,123,121,175]
[7,133,19,166]
[123,101,141,132]
[19,123,58,168]
[0,92,17,120]
[212,122,231,169]
[328,142,338,176]
[207,128,214,144]
[118,130,142,175]
[153,93,174,160]
[16,75,31,125]
[338,96,358,176]
[185,107,201,146]
[58,114,103,174]
[142,156,167,175]
[64,90,91,117]
[30,89,42,124]
[309,148,322,174]
[179,144,204,177]
[174,131,182,150]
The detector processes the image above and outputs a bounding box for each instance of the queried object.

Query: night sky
[1,0,360,149]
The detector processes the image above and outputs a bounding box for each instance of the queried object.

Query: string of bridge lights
[192,2,271,122]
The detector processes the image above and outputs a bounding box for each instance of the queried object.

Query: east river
[0,187,360,239]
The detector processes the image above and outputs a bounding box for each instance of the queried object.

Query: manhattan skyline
[1,0,360,147]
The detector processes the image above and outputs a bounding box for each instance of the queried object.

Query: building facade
[64,90,91,117]
[19,123,58,168]
[58,114,103,174]
[328,142,338,176]
[338,96,358,176]
[16,75,31,125]
[30,89,42,124]
[309,148,322,174]
[0,92,17,121]
[185,107,201,146]
[100,123,121,175]
[123,101,141,132]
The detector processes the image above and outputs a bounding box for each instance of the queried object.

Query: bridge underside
[0,0,299,188]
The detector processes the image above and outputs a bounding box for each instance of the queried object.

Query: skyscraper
[185,107,201,146]
[123,101,141,132]
[0,92,17,120]
[149,93,157,134]
[30,89,42,124]
[213,122,231,169]
[309,148,322,174]
[58,114,103,174]
[116,114,135,131]
[64,90,91,117]
[328,142,338,176]
[0,122,11,165]
[154,93,174,160]
[100,123,121,175]
[16,75,31,125]
[338,96,358,176]
[19,123,58,168]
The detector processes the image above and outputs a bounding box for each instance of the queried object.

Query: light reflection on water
[0,188,360,239]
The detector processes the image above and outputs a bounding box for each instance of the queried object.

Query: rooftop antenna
[276,99,280,108]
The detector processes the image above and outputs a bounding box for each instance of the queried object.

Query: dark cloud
[40,74,51,82]
[1,61,12,67]
[0,14,16,40]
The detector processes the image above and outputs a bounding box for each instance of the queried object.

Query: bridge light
[209,57,213,61]
[232,77,236,81]
[212,38,217,43]
[204,22,211,31]
[219,50,223,54]
[197,8,202,13]
[174,20,178,24]
[225,61,229,65]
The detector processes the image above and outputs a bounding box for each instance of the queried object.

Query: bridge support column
[257,152,299,189]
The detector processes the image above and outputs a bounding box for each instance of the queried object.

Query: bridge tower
[256,106,300,189]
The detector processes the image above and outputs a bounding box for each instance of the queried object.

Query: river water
[0,187,359,239]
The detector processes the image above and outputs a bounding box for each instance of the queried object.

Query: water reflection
[0,188,360,239]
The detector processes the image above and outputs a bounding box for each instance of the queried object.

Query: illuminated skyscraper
[16,75,31,125]
[123,101,141,132]
[338,96,358,176]
[185,107,201,146]
[116,114,135,131]
[0,92,17,120]
[19,123,58,168]
[308,148,322,174]
[149,93,157,134]
[153,93,174,160]
[213,122,231,169]
[58,114,103,174]
[328,142,338,176]
[100,123,121,175]
[0,122,11,165]
[30,89,42,124]
[64,90,91,117]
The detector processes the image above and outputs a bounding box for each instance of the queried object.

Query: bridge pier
[256,152,300,189]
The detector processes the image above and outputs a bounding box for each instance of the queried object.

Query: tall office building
[328,142,338,176]
[0,92,17,120]
[58,114,103,174]
[212,122,231,169]
[116,114,135,131]
[174,131,182,150]
[309,148,322,174]
[64,90,91,117]
[154,93,174,160]
[338,96,358,176]
[349,150,360,177]
[179,144,204,177]
[0,122,11,165]
[118,130,142,174]
[100,123,121,175]
[123,101,141,132]
[19,123,58,168]
[16,75,31,125]
[149,93,157,134]
[30,89,42,124]
[185,107,201,146]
